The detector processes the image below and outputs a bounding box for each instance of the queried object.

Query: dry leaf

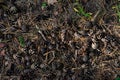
[47,0,57,4]
[0,49,5,56]
[0,43,5,48]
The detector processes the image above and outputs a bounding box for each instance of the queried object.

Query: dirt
[0,0,120,80]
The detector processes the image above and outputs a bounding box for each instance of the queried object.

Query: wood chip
[47,0,57,4]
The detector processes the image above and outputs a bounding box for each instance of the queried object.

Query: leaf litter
[0,0,120,80]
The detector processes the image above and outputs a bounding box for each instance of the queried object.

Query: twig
[43,51,54,56]
[91,9,106,24]
[36,25,47,41]
[48,51,55,64]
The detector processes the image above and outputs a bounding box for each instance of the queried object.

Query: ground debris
[0,0,120,80]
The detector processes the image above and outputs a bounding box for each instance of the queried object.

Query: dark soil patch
[0,0,120,80]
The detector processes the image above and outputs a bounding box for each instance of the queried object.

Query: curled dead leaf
[0,49,5,56]
[0,43,5,48]
[47,0,57,4]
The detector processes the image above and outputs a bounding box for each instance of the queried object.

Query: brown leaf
[0,49,5,56]
[47,0,57,4]
[0,43,5,48]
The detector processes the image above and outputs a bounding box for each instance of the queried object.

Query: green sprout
[115,77,120,80]
[42,2,47,8]
[73,2,91,18]
[18,36,25,47]
[116,3,120,22]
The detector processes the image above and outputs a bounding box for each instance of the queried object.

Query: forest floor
[0,0,120,80]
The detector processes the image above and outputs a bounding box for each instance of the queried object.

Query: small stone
[31,63,36,69]
[81,64,86,68]
[92,42,98,49]
[82,55,88,62]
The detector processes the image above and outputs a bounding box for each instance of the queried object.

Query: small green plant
[73,2,91,18]
[115,77,120,80]
[41,2,47,8]
[115,3,120,22]
[18,36,25,47]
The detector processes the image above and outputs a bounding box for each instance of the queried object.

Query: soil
[0,0,120,80]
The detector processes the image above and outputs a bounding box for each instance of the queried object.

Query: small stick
[36,25,47,41]
[115,68,120,70]
[48,51,55,64]
[43,51,54,56]
[91,8,106,25]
